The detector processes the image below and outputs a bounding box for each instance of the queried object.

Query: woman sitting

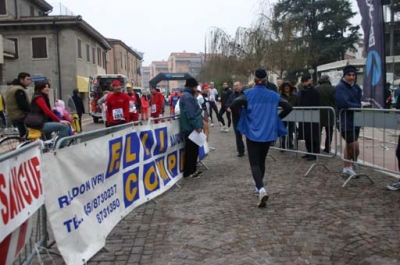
[30,82,70,146]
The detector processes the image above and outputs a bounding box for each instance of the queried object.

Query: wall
[2,28,60,94]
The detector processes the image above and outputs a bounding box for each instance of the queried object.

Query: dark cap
[301,74,312,83]
[184,77,199,88]
[343,65,358,76]
[255,68,267,79]
[318,75,330,84]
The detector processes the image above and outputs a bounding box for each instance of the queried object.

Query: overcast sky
[50,0,361,66]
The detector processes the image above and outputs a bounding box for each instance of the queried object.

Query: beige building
[141,66,150,89]
[106,38,143,87]
[150,61,168,89]
[168,52,203,88]
[0,0,110,102]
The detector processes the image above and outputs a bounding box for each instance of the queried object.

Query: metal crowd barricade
[0,142,53,265]
[55,121,141,149]
[274,106,337,177]
[339,108,400,187]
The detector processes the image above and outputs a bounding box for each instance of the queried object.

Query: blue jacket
[234,85,292,142]
[334,79,362,131]
[179,87,203,135]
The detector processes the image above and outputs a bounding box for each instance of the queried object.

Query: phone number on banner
[83,184,117,216]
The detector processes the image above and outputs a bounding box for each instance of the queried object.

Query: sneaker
[237,153,244,157]
[191,171,203,179]
[387,181,400,191]
[258,190,269,208]
[224,127,230,133]
[342,167,357,177]
[253,187,259,196]
[219,122,223,127]
[211,123,214,127]
[220,126,226,132]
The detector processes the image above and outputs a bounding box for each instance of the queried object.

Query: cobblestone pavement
[34,124,400,265]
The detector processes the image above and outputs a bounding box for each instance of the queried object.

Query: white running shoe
[220,126,226,132]
[258,190,269,208]
[387,180,400,191]
[342,167,357,177]
[211,123,214,127]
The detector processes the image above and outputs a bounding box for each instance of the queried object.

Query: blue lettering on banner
[170,133,184,147]
[153,127,168,156]
[140,130,154,161]
[198,145,206,161]
[106,137,123,179]
[123,167,140,208]
[143,162,160,195]
[83,184,117,216]
[58,180,92,209]
[123,132,141,168]
[166,151,179,179]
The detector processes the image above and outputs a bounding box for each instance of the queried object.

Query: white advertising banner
[43,120,209,265]
[0,144,43,243]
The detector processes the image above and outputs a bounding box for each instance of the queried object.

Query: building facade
[150,61,168,89]
[0,0,110,102]
[106,38,143,87]
[141,66,150,89]
[168,52,203,88]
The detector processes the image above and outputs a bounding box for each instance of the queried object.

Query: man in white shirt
[208,82,219,126]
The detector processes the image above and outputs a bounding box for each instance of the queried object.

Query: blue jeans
[42,122,69,147]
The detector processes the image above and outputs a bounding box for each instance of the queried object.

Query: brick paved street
[34,124,400,265]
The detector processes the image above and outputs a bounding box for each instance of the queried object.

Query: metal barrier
[0,142,54,265]
[274,106,337,177]
[339,108,400,187]
[147,115,179,125]
[55,121,141,149]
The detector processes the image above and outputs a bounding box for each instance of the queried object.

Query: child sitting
[53,100,75,135]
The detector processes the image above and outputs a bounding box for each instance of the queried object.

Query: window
[0,0,6,15]
[31,37,47,59]
[77,39,82,59]
[97,48,102,66]
[8,38,19,59]
[92,47,96,64]
[86,44,90,62]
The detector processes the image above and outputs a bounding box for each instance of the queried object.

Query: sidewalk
[35,124,400,265]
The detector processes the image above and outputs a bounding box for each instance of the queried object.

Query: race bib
[151,104,157,113]
[129,101,136,113]
[112,108,124,120]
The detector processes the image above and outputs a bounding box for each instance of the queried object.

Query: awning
[76,76,89,92]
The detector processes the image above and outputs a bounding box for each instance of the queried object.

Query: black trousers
[233,123,245,154]
[305,138,320,154]
[184,134,199,177]
[246,138,272,190]
[209,101,219,122]
[14,120,27,137]
[78,113,83,131]
[218,106,231,127]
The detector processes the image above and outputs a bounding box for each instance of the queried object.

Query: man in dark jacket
[5,72,31,137]
[279,81,298,149]
[316,75,335,153]
[218,81,233,132]
[298,74,320,160]
[228,81,245,157]
[179,78,204,179]
[335,65,362,177]
[72,89,85,131]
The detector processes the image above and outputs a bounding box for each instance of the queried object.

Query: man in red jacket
[150,86,164,121]
[106,80,130,127]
